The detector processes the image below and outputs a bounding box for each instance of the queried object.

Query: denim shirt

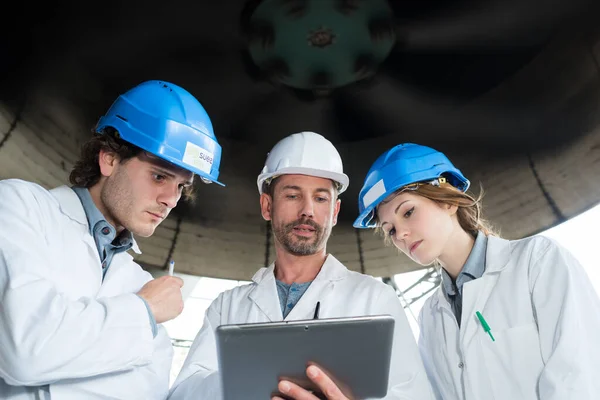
[276,280,313,318]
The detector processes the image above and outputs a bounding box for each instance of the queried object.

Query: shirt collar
[252,254,349,284]
[71,186,135,252]
[441,231,488,296]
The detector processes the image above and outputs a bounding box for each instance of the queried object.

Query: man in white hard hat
[168,132,434,400]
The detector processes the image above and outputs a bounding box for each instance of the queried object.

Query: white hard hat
[257,131,350,195]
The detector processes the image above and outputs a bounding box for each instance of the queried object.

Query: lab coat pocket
[481,322,543,399]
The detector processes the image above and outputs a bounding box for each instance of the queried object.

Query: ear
[260,193,273,221]
[446,203,458,216]
[332,199,341,226]
[98,149,119,178]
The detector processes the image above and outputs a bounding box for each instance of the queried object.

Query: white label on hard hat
[182,142,214,175]
[364,179,386,208]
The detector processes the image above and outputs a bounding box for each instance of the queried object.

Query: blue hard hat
[354,143,469,228]
[95,80,224,186]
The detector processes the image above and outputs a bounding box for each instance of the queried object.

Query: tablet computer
[216,314,395,400]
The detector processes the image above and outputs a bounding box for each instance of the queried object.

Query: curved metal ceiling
[1,0,599,280]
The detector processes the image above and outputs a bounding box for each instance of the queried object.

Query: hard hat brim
[257,167,349,195]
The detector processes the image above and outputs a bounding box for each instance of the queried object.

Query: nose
[395,225,410,242]
[158,183,180,209]
[299,197,315,219]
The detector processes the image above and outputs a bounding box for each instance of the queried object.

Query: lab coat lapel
[248,265,284,322]
[283,255,347,321]
[247,255,349,322]
[461,236,511,344]
[50,185,101,265]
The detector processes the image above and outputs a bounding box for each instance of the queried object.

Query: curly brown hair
[69,128,195,201]
[374,181,497,245]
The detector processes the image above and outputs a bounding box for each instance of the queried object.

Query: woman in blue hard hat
[351,143,600,400]
[0,80,224,399]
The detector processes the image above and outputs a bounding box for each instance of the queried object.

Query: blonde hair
[375,181,497,245]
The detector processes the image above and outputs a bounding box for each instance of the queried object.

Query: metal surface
[1,0,599,280]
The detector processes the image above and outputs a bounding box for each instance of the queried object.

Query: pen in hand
[168,260,175,276]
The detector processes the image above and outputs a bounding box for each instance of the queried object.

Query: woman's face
[376,191,457,266]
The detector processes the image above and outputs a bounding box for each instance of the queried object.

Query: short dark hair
[69,127,195,201]
[262,176,279,198]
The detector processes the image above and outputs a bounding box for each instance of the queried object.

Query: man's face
[98,151,194,237]
[260,174,341,256]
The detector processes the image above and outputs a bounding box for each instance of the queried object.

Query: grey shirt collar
[71,186,133,259]
[441,231,487,297]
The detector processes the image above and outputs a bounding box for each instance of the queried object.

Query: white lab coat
[418,235,600,400]
[168,254,435,400]
[0,179,173,400]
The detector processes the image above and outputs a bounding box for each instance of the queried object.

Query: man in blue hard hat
[0,80,224,399]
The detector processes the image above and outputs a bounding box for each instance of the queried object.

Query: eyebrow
[381,200,410,228]
[281,185,301,191]
[281,185,333,194]
[152,166,193,186]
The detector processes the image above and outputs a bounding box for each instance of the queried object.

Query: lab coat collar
[431,235,511,310]
[251,254,349,284]
[483,235,511,273]
[50,185,142,254]
[248,254,349,321]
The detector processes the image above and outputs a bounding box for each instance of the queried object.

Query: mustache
[284,218,321,232]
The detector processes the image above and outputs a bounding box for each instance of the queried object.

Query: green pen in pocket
[476,311,495,342]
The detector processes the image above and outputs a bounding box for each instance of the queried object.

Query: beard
[100,166,137,233]
[272,217,328,256]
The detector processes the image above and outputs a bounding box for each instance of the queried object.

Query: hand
[272,365,355,400]
[136,275,184,323]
